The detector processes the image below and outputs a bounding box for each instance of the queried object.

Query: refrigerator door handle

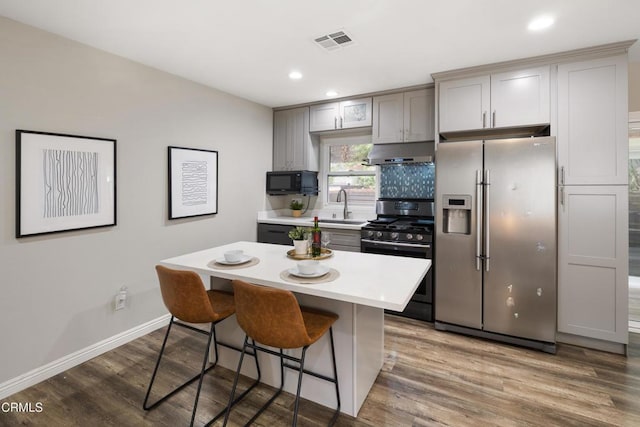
[476,169,482,271]
[484,169,491,272]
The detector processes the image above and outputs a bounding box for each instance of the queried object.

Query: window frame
[320,134,378,208]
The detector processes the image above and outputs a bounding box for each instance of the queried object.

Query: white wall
[0,18,272,385]
[630,63,640,112]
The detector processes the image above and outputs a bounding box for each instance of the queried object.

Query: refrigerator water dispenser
[442,195,471,234]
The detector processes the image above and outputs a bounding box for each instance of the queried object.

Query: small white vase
[293,239,308,255]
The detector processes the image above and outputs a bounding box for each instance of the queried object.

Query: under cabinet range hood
[365,141,435,165]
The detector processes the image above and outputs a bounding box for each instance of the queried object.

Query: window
[321,135,376,206]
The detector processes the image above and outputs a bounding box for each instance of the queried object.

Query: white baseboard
[0,314,171,400]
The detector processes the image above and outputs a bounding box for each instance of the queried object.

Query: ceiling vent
[314,30,355,52]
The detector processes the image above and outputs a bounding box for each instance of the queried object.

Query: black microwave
[266,170,318,195]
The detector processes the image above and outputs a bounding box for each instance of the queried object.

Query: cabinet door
[557,185,628,343]
[557,55,628,185]
[272,107,312,171]
[404,88,434,142]
[490,66,550,128]
[287,107,309,170]
[438,75,490,132]
[257,223,294,245]
[339,97,372,129]
[325,229,361,252]
[310,102,339,132]
[372,92,404,143]
[273,110,289,170]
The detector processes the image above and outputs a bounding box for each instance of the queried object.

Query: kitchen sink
[318,219,366,225]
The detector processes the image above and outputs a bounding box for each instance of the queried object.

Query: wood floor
[3,315,640,426]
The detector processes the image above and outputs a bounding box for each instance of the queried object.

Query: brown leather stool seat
[143,266,259,427]
[223,279,341,427]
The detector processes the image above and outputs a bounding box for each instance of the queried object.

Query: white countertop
[160,241,430,311]
[257,211,368,230]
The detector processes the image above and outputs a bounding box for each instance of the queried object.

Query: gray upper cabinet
[273,107,318,171]
[439,75,490,132]
[372,88,434,143]
[309,102,339,132]
[309,97,372,132]
[557,55,628,185]
[438,66,550,133]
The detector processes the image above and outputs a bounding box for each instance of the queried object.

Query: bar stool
[144,265,260,427]
[223,279,341,427]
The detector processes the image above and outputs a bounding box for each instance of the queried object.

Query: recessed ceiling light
[288,70,303,80]
[528,15,554,31]
[326,90,338,97]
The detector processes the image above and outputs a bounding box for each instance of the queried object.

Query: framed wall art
[168,146,218,219]
[16,130,117,238]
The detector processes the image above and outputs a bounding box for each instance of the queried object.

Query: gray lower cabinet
[257,223,361,252]
[257,223,293,246]
[324,229,361,252]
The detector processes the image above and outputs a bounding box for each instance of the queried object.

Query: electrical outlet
[291,198,302,205]
[114,286,128,311]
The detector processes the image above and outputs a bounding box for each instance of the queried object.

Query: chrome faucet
[336,189,350,219]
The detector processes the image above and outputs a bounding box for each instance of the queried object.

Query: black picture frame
[16,130,117,238]
[168,146,218,220]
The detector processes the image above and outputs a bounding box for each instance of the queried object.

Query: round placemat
[207,257,260,270]
[279,268,340,284]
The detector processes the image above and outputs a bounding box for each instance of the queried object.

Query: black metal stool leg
[189,322,216,427]
[143,317,175,410]
[291,346,308,427]
[206,338,261,427]
[242,348,285,426]
[143,319,220,412]
[328,327,341,426]
[223,336,249,426]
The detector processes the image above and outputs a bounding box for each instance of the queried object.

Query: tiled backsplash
[380,163,435,199]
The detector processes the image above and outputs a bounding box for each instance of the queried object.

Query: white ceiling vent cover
[314,30,355,51]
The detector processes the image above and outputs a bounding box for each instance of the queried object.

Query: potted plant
[288,226,309,255]
[289,199,304,217]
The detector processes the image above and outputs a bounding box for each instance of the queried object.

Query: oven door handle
[361,239,431,249]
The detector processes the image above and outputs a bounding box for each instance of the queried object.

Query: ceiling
[1,0,639,108]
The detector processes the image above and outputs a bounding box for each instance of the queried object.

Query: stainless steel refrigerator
[434,136,556,353]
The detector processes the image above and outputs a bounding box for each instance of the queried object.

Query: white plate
[215,255,252,265]
[288,265,330,278]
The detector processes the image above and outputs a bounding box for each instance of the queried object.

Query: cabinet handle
[340,116,343,128]
[334,117,337,129]
[560,166,565,185]
[482,112,486,128]
[560,186,565,211]
[492,110,496,128]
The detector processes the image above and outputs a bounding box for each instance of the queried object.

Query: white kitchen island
[160,241,430,417]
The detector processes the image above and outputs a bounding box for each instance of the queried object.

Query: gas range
[361,198,434,246]
[360,198,435,322]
